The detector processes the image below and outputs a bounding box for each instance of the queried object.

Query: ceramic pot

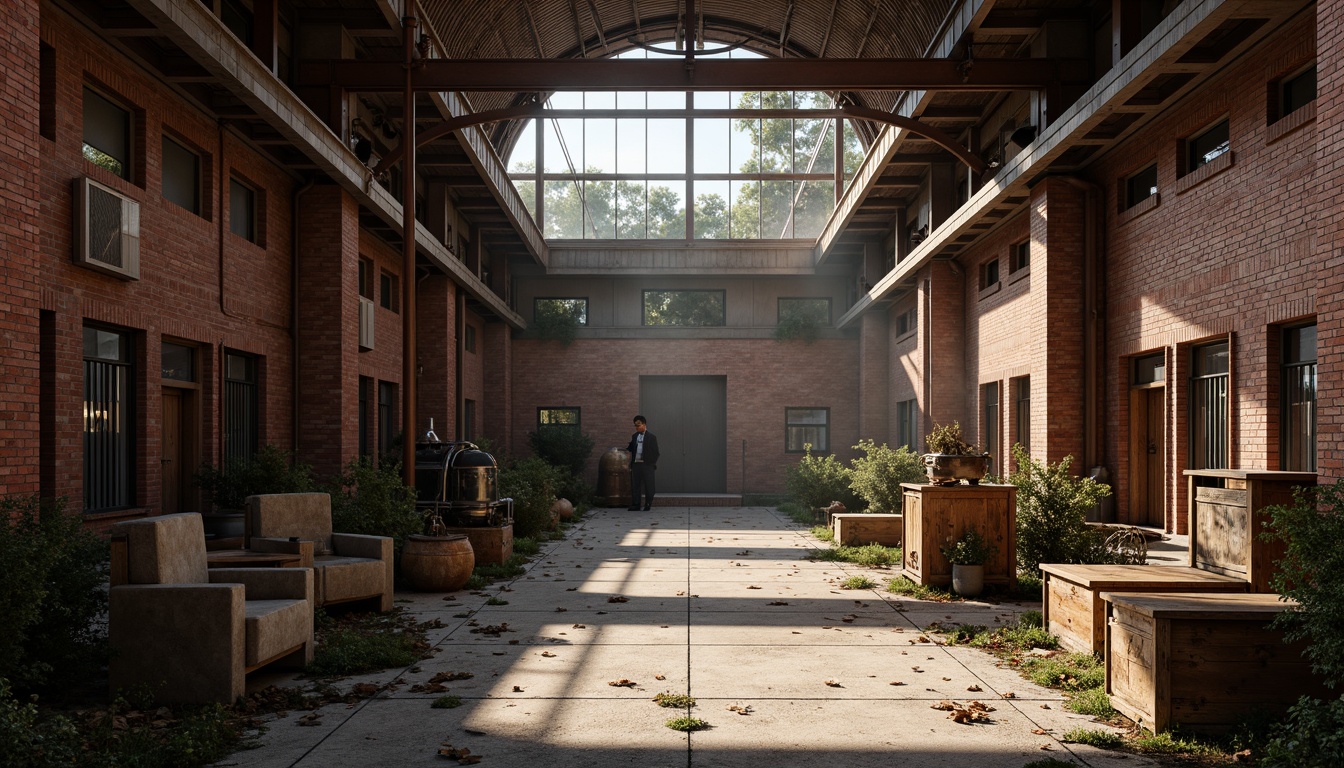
[951,563,985,597]
[923,454,991,485]
[401,534,475,592]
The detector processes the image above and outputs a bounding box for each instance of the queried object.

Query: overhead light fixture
[1008,125,1037,148]
[986,154,1002,169]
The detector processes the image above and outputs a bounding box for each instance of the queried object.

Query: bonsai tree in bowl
[940,529,998,597]
[923,422,991,485]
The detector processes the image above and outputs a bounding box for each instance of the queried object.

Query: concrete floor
[217,507,1157,768]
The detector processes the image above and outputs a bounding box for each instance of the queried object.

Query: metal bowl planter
[923,454,991,486]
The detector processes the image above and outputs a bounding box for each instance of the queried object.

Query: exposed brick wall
[857,310,889,443]
[0,0,41,496]
[926,260,967,431]
[510,338,859,494]
[356,231,407,462]
[462,310,485,441]
[415,274,457,439]
[1035,178,1087,467]
[482,321,512,451]
[1317,1,1344,481]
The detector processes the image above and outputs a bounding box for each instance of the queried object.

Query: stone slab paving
[216,506,1154,768]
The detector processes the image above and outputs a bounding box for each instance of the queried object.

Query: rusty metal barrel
[597,447,632,508]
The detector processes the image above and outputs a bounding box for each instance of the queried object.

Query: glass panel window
[464,324,477,354]
[162,136,200,214]
[785,407,829,453]
[896,307,917,337]
[1010,241,1030,274]
[229,177,256,242]
[223,351,257,464]
[380,272,399,312]
[534,298,588,325]
[84,326,134,511]
[358,376,370,457]
[1281,65,1317,117]
[1282,324,1317,471]
[778,297,830,325]
[1133,352,1166,385]
[982,383,999,472]
[83,87,131,180]
[980,258,1000,290]
[463,400,476,441]
[358,259,373,299]
[896,400,917,451]
[378,381,397,458]
[1190,341,1229,470]
[1012,376,1031,454]
[1125,164,1157,209]
[160,342,195,382]
[643,290,725,326]
[1187,120,1230,172]
[538,407,580,430]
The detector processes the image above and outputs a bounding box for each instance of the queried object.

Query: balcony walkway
[221,506,1152,768]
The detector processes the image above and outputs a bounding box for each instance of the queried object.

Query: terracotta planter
[923,454,991,485]
[951,564,985,597]
[401,534,475,592]
[552,498,574,521]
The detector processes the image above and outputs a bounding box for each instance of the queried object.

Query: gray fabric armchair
[246,492,395,612]
[108,513,313,704]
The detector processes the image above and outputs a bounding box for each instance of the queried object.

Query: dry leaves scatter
[931,699,996,724]
[437,742,482,764]
[727,704,753,715]
[608,679,638,688]
[608,596,629,603]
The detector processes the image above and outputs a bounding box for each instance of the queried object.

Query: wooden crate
[832,513,902,547]
[1185,470,1315,592]
[441,524,513,566]
[1041,564,1245,654]
[1104,592,1326,734]
[900,483,1015,589]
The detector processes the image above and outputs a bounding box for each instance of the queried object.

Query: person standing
[627,415,659,511]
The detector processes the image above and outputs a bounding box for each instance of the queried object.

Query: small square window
[895,307,917,337]
[1280,65,1317,118]
[380,272,399,312]
[464,324,477,354]
[162,136,201,215]
[1186,120,1230,172]
[229,177,256,242]
[1133,352,1166,385]
[979,258,1000,291]
[785,407,829,453]
[1009,241,1030,274]
[83,86,132,180]
[161,342,195,382]
[538,407,580,430]
[1125,164,1158,209]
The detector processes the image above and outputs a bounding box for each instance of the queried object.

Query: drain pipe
[1059,175,1105,471]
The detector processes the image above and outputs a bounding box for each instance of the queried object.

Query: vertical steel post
[402,0,419,487]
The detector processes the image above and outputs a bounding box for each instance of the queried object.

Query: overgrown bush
[785,446,860,512]
[193,444,316,511]
[1008,444,1111,573]
[527,428,595,504]
[327,457,423,556]
[499,457,564,539]
[848,439,925,513]
[532,299,581,344]
[1259,695,1344,767]
[1264,480,1344,687]
[0,496,108,696]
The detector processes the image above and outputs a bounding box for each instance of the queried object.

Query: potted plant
[923,422,991,485]
[940,529,998,597]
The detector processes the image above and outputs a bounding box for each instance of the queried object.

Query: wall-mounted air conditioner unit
[359,295,375,350]
[74,176,140,280]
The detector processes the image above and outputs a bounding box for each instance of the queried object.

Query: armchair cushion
[243,599,313,668]
[314,555,387,606]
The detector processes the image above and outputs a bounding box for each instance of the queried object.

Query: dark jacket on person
[627,430,660,470]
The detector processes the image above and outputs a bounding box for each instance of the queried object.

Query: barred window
[1190,342,1229,470]
[1282,325,1316,471]
[84,326,134,511]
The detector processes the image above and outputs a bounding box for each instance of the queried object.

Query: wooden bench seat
[1041,563,1246,654]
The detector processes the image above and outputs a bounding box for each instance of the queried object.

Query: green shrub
[499,457,564,539]
[0,678,81,767]
[327,457,423,556]
[306,627,422,678]
[809,542,901,566]
[1008,445,1111,573]
[532,299,582,344]
[0,496,108,695]
[785,446,859,512]
[773,300,827,343]
[840,575,876,590]
[1264,480,1344,687]
[1259,695,1344,767]
[193,444,316,511]
[1062,728,1123,749]
[527,428,595,480]
[1067,687,1117,718]
[848,439,925,513]
[431,695,464,709]
[1020,652,1105,693]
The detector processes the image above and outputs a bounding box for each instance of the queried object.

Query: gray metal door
[639,375,726,493]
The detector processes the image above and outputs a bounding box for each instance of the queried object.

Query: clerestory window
[506,44,865,242]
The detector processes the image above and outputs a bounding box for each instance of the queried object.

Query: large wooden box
[900,483,1015,590]
[441,524,513,566]
[1104,592,1326,734]
[1185,470,1315,593]
[832,513,902,547]
[1041,564,1245,654]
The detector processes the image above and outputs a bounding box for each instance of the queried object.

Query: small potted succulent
[940,529,998,597]
[923,422,991,485]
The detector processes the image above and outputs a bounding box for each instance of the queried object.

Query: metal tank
[414,425,512,527]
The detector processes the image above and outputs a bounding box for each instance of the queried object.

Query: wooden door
[638,375,727,493]
[160,387,198,513]
[1129,387,1166,527]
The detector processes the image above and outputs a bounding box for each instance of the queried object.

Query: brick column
[0,0,41,496]
[1316,0,1344,481]
[1031,177,1087,466]
[857,310,889,443]
[925,260,967,430]
[295,184,359,479]
[482,322,512,451]
[416,274,457,438]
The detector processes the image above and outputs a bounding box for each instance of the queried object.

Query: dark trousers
[630,462,655,509]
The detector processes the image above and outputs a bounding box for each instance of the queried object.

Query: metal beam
[298,56,1088,92]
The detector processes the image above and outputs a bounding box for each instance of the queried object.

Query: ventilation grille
[74,177,140,280]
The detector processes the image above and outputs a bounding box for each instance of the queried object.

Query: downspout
[1059,176,1105,471]
[922,276,932,433]
[455,288,465,439]
[291,176,316,453]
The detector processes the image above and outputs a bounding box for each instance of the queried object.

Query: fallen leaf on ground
[512,686,524,693]
[608,679,637,688]
[1001,692,1017,699]
[608,596,629,603]
[931,700,955,711]
[746,585,761,590]
[767,601,789,606]
[1039,704,1050,709]
[889,681,905,686]
[572,623,586,629]
[967,685,982,692]
[540,651,556,657]
[1031,729,1047,735]
[297,713,323,726]
[655,674,666,680]
[727,704,753,715]
[824,679,843,688]
[555,607,567,612]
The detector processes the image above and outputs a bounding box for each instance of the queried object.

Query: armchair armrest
[251,536,315,568]
[109,584,246,703]
[331,532,393,562]
[209,567,314,604]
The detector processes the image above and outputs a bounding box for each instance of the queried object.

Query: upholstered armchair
[246,492,394,612]
[108,513,313,704]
